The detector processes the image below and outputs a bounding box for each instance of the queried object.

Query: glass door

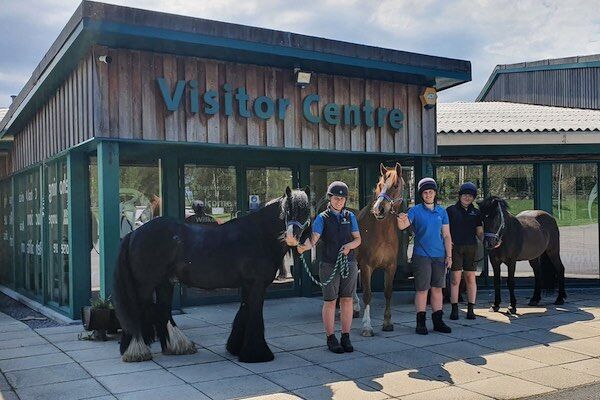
[245,166,298,294]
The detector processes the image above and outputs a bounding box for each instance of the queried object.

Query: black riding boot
[467,303,476,320]
[416,311,428,335]
[340,333,354,352]
[327,334,344,354]
[450,303,459,320]
[432,310,452,333]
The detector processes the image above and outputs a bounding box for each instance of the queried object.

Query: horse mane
[478,196,509,215]
[266,189,309,221]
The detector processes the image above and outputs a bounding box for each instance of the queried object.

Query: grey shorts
[412,255,447,291]
[319,261,358,302]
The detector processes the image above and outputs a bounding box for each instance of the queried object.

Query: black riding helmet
[327,181,349,198]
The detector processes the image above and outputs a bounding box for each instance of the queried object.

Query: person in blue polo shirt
[397,177,453,335]
[298,181,361,353]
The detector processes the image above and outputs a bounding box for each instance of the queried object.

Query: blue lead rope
[300,250,349,288]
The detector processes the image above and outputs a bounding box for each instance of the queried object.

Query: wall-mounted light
[98,55,112,64]
[420,87,437,109]
[294,68,312,89]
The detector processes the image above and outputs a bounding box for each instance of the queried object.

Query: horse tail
[113,233,145,353]
[539,251,556,293]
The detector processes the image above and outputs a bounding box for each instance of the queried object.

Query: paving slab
[169,360,253,384]
[376,347,453,369]
[0,352,73,372]
[116,384,209,400]
[466,333,540,352]
[510,365,598,389]
[321,355,400,379]
[265,365,347,390]
[292,379,389,400]
[15,378,109,400]
[402,385,494,400]
[561,358,600,377]
[97,369,185,394]
[81,357,162,377]
[507,344,590,365]
[5,362,90,388]
[458,375,555,399]
[350,336,414,355]
[151,348,225,368]
[426,341,494,361]
[232,352,312,374]
[269,333,326,351]
[194,374,284,400]
[290,347,365,364]
[551,337,600,356]
[358,369,448,397]
[417,359,500,385]
[0,391,20,400]
[391,331,459,347]
[463,351,548,373]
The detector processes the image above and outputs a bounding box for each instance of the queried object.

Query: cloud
[0,0,598,107]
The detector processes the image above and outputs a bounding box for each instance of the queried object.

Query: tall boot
[450,303,459,320]
[416,311,428,335]
[467,303,476,320]
[432,310,452,333]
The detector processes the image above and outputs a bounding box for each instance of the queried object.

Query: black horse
[113,187,311,363]
[479,196,566,314]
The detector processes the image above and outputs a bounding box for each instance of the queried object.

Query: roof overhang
[0,1,471,139]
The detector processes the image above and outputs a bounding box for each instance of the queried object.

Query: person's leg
[322,300,336,335]
[465,271,477,304]
[412,255,431,335]
[339,297,354,352]
[431,259,452,333]
[450,247,463,320]
[430,287,443,312]
[450,271,462,304]
[415,290,428,312]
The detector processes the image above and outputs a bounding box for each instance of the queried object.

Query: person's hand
[297,239,311,254]
[340,244,351,256]
[445,256,452,269]
[397,213,409,225]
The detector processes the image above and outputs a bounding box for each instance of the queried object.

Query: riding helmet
[459,182,478,197]
[327,181,349,198]
[417,177,437,195]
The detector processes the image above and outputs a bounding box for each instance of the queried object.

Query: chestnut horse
[356,163,404,336]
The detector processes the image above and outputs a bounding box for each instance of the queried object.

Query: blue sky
[0,0,598,108]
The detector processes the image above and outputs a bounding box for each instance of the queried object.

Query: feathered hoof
[122,337,152,362]
[490,305,500,312]
[238,343,274,363]
[164,322,197,355]
[382,323,394,332]
[554,298,565,305]
[361,328,374,337]
[508,306,518,314]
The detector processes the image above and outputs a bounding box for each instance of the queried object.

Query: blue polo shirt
[408,203,449,258]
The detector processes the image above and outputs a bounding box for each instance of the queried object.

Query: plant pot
[81,307,120,332]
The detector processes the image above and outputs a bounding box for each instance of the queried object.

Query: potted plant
[80,296,120,341]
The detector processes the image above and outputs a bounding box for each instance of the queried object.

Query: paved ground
[3,289,600,399]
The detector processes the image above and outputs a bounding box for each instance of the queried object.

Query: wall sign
[157,78,404,130]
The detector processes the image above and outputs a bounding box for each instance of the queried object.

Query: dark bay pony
[356,163,404,336]
[478,196,566,314]
[113,187,311,363]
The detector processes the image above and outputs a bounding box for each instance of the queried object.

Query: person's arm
[476,226,484,242]
[397,207,413,230]
[442,224,452,268]
[340,213,361,255]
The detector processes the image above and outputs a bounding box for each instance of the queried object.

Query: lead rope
[300,250,349,288]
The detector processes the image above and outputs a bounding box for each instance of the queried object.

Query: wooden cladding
[10,45,436,172]
[484,68,600,110]
[11,54,95,172]
[95,47,435,154]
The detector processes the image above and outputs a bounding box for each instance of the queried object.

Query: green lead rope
[300,250,349,288]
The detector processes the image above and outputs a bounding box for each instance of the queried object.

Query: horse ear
[303,185,311,198]
[395,162,402,178]
[380,163,387,176]
[285,186,292,198]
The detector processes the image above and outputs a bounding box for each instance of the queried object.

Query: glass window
[487,164,534,278]
[553,163,598,279]
[184,165,237,224]
[46,159,70,308]
[436,165,484,208]
[0,178,13,287]
[246,167,293,213]
[14,168,43,298]
[310,166,360,215]
[120,163,162,235]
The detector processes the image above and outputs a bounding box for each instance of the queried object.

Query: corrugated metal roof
[437,102,600,134]
[0,109,7,123]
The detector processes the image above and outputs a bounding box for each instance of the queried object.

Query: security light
[294,68,312,88]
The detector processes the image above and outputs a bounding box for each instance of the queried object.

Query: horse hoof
[490,306,500,312]
[238,344,275,363]
[554,298,565,305]
[382,323,394,332]
[353,310,360,319]
[508,306,517,314]
[361,328,374,337]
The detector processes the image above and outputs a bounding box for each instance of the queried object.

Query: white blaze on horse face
[372,179,390,217]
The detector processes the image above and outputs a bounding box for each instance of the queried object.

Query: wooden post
[68,151,92,319]
[98,141,120,299]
